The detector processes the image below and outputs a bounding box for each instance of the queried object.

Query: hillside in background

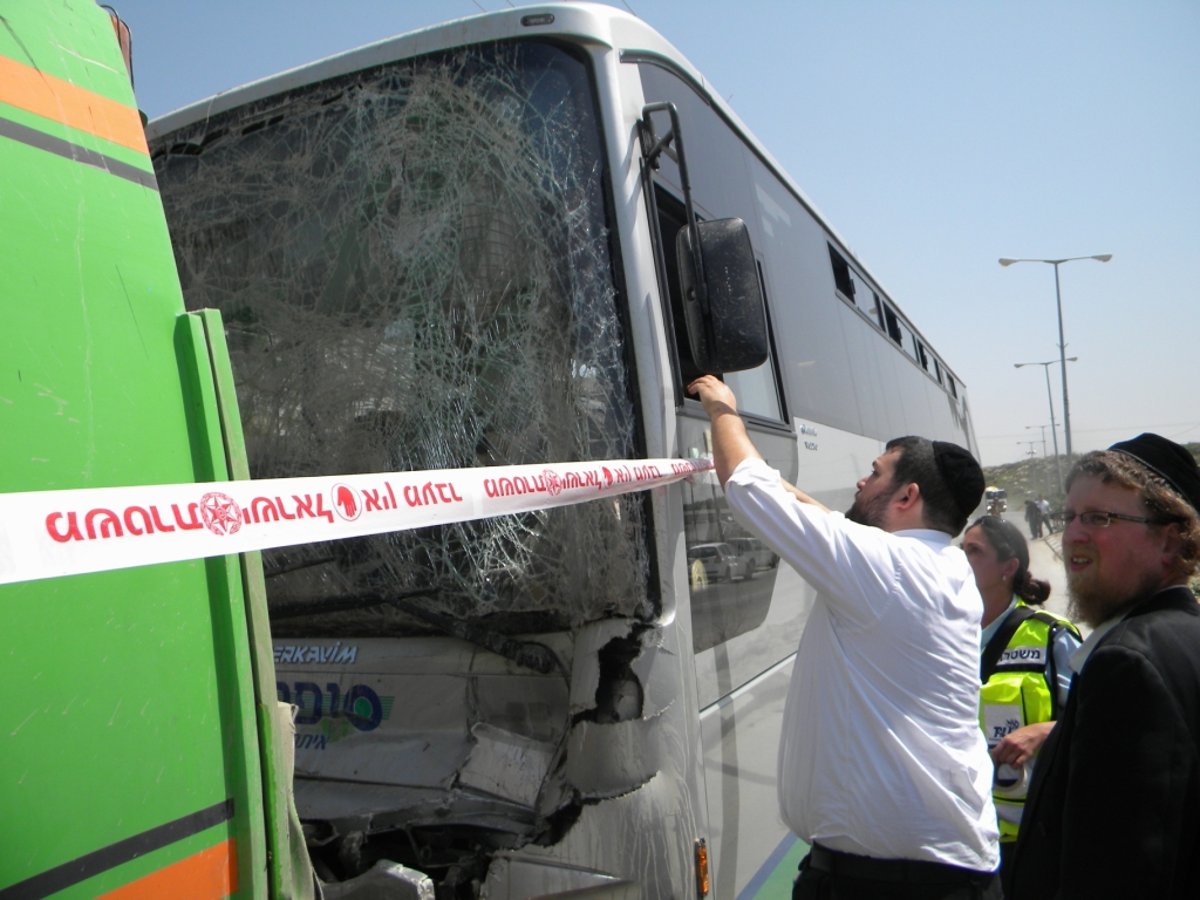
[983,442,1200,505]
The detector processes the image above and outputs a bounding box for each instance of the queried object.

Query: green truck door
[0,3,294,896]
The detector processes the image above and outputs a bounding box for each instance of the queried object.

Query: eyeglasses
[1062,509,1171,529]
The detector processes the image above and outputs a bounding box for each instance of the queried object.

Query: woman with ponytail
[962,514,1082,881]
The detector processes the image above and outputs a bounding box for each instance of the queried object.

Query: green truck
[0,3,311,896]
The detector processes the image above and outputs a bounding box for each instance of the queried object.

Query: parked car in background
[727,537,778,572]
[687,542,751,583]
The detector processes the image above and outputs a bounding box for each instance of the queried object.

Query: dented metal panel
[271,616,692,890]
[460,723,557,807]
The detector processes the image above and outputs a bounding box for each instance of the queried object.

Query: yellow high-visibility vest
[979,602,1081,842]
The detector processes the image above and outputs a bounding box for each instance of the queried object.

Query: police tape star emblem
[200,491,243,536]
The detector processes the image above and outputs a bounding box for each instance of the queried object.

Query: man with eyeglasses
[1006,433,1200,900]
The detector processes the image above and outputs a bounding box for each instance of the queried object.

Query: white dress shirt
[725,457,999,871]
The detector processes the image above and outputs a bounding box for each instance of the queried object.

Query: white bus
[148,4,975,897]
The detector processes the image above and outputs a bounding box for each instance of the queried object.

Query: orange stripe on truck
[0,54,147,153]
[99,838,239,900]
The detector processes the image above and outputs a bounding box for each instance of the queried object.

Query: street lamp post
[999,254,1112,460]
[1026,424,1048,457]
[1015,357,1078,493]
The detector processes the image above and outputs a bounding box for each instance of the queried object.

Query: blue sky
[114,0,1199,466]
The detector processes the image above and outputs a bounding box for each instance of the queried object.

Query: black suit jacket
[1006,587,1200,899]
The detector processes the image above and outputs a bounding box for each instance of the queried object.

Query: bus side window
[882,303,903,345]
[651,186,704,387]
[829,244,856,306]
[870,292,885,330]
[726,259,786,421]
[916,341,930,373]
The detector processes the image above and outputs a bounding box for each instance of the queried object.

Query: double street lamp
[999,254,1113,461]
[1015,357,1078,493]
[1026,424,1049,457]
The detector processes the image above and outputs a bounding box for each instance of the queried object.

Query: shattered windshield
[153,41,649,635]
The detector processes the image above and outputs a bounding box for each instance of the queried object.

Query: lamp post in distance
[1015,357,1078,494]
[1025,424,1049,457]
[999,254,1112,460]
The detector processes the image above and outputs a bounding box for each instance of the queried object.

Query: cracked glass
[153,41,651,636]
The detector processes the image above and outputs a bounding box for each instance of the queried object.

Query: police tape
[0,457,715,586]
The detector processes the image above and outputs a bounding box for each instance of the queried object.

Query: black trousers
[793,845,1003,900]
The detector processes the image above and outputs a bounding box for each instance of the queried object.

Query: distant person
[1006,433,1200,899]
[688,374,1000,900]
[1036,495,1054,534]
[961,515,1081,882]
[1024,498,1042,538]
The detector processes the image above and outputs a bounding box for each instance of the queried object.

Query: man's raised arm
[687,375,761,487]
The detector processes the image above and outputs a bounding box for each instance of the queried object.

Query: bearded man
[689,375,1001,900]
[1006,433,1200,899]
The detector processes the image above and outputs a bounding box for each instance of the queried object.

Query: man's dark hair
[886,436,984,536]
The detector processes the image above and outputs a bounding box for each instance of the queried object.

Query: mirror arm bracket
[640,101,708,314]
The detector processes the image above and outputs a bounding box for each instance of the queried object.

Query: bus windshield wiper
[269,587,437,620]
[387,596,564,676]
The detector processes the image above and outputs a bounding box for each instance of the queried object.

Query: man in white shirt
[688,375,1000,900]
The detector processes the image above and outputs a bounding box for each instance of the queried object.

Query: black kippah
[1109,432,1200,515]
[932,440,985,518]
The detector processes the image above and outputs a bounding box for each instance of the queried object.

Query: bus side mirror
[676,218,769,373]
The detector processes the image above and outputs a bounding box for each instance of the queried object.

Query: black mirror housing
[676,218,769,374]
